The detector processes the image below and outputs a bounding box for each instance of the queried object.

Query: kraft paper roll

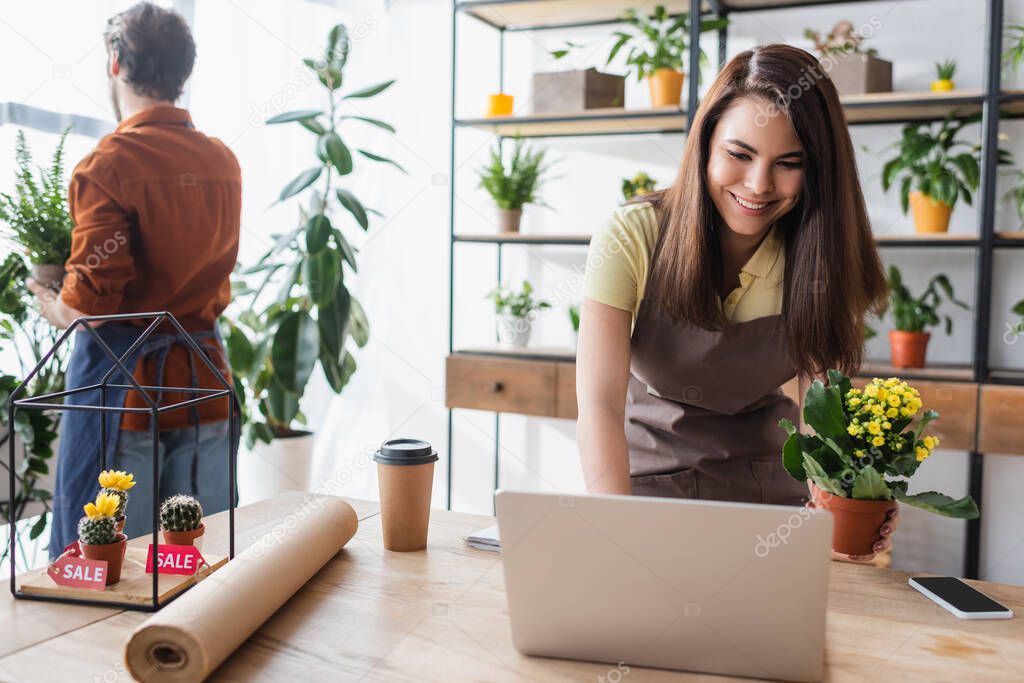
[125,495,358,682]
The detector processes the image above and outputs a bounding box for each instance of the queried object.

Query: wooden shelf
[457,91,1024,138]
[457,0,698,30]
[873,233,979,247]
[859,361,975,383]
[454,233,590,245]
[995,231,1024,247]
[454,346,576,362]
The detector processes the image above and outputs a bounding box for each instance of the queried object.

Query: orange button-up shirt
[61,106,241,432]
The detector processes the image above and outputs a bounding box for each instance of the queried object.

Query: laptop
[495,490,833,682]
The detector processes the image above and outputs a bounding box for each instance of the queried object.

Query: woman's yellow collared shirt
[582,202,785,331]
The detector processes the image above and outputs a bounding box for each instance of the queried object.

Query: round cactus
[101,487,129,517]
[78,516,117,546]
[160,494,203,532]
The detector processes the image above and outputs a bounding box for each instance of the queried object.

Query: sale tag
[145,544,208,576]
[48,543,108,590]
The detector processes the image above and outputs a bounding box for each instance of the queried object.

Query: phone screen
[912,577,1010,613]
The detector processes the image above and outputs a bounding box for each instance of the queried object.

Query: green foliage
[1003,24,1024,76]
[1000,168,1024,231]
[804,20,878,58]
[159,494,203,532]
[621,171,656,202]
[879,113,1008,213]
[486,281,551,319]
[0,128,74,265]
[477,138,553,210]
[78,516,117,546]
[1012,298,1024,336]
[225,24,398,447]
[0,252,67,566]
[778,370,979,518]
[607,6,727,82]
[886,265,969,334]
[934,59,957,81]
[568,303,580,333]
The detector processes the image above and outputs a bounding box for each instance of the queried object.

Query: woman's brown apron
[625,275,807,506]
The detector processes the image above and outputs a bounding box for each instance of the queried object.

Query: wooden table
[3,492,1024,682]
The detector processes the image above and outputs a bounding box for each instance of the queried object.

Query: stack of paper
[465,524,500,552]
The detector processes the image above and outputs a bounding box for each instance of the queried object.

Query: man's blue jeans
[112,420,238,541]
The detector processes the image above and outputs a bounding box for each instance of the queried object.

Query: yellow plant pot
[931,79,955,92]
[648,68,685,108]
[908,191,953,234]
[486,93,514,117]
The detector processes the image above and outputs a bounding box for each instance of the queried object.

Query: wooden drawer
[445,354,557,417]
[555,362,577,420]
[979,385,1024,456]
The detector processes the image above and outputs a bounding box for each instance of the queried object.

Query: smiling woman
[576,43,890,559]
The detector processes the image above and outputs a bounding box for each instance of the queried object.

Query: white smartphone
[909,576,1014,620]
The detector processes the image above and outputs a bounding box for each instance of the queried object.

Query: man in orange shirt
[30,2,241,559]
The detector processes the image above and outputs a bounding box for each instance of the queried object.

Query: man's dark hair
[104,2,196,102]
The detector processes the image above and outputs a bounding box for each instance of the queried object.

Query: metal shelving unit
[448,0,1023,577]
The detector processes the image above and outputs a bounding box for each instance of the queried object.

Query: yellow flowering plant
[779,369,979,518]
[98,469,135,518]
[83,492,120,520]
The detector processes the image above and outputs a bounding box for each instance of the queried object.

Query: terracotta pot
[647,68,685,108]
[889,330,930,368]
[162,523,205,547]
[497,208,522,233]
[80,533,127,585]
[30,263,65,289]
[908,191,952,234]
[810,483,897,556]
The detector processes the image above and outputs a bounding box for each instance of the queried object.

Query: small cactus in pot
[98,469,136,534]
[160,494,205,546]
[77,492,128,584]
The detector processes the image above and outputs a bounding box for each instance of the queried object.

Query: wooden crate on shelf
[978,385,1024,456]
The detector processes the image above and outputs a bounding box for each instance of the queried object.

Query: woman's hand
[806,480,900,562]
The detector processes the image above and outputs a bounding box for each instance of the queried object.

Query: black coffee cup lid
[374,438,438,466]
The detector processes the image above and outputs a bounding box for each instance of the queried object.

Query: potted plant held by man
[886,265,969,368]
[0,129,74,288]
[478,138,553,234]
[224,24,402,503]
[487,281,551,348]
[780,371,978,556]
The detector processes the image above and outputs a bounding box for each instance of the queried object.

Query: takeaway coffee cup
[374,438,439,551]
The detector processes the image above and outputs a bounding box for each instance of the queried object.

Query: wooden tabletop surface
[3,492,1024,682]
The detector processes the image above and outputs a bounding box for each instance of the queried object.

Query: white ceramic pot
[497,314,532,348]
[237,431,315,506]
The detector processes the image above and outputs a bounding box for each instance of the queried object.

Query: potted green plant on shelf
[1010,299,1024,337]
[607,5,727,108]
[78,492,127,585]
[622,171,657,202]
[1004,24,1024,76]
[0,253,68,571]
[487,281,551,348]
[569,303,580,348]
[1000,168,1024,235]
[932,59,957,92]
[886,265,970,368]
[805,20,892,96]
[224,23,400,502]
[880,113,1007,234]
[160,494,204,547]
[97,470,135,534]
[477,137,554,234]
[0,129,74,289]
[780,371,979,556]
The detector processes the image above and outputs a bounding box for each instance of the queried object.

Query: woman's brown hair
[636,43,887,378]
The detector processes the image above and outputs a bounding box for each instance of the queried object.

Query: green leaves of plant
[306,214,332,253]
[344,79,395,99]
[266,110,324,124]
[319,133,353,175]
[357,149,406,174]
[336,188,368,229]
[802,379,850,447]
[318,280,351,359]
[894,490,980,518]
[851,465,891,500]
[271,311,319,392]
[279,167,322,202]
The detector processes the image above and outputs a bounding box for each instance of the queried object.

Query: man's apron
[50,322,220,559]
[625,276,807,506]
